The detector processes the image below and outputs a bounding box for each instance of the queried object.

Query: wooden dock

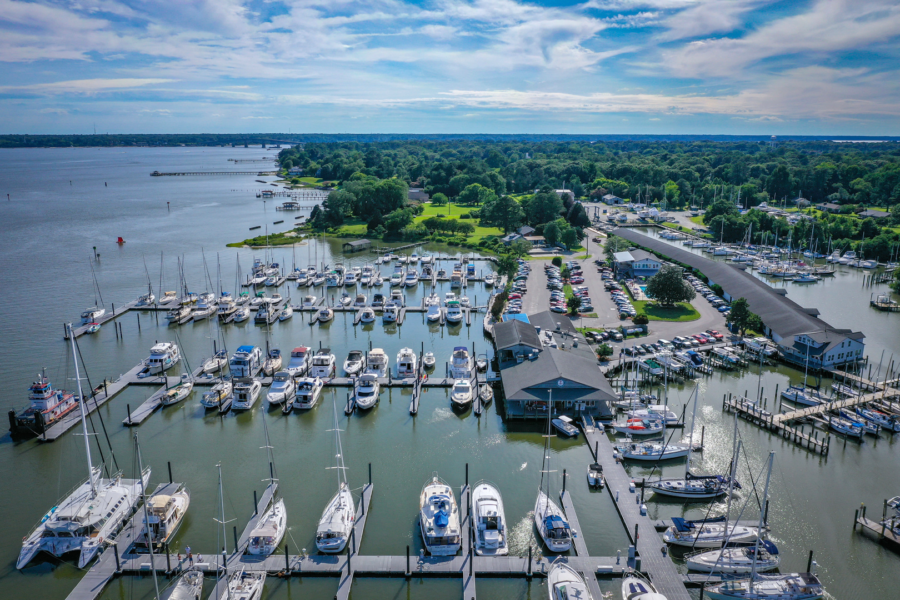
[855,504,900,550]
[774,386,900,425]
[66,300,141,339]
[559,490,605,600]
[723,394,831,455]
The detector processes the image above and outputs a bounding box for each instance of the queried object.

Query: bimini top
[236,345,256,354]
[545,514,570,530]
[454,346,468,352]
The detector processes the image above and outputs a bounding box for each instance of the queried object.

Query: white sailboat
[161,569,204,600]
[201,379,232,410]
[534,391,573,553]
[316,397,356,553]
[473,481,508,556]
[248,415,286,556]
[686,541,780,574]
[17,324,151,570]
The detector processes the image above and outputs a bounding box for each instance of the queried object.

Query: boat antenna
[134,432,160,600]
[69,323,97,498]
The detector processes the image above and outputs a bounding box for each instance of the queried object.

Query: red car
[707,329,724,340]
[570,277,585,284]
[508,293,522,299]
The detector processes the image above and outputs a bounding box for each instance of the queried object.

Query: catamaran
[534,391,573,553]
[18,325,151,570]
[473,481,508,556]
[316,398,356,553]
[419,473,461,555]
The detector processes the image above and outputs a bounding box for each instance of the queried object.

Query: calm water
[0,149,898,600]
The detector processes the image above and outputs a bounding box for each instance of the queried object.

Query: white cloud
[0,78,173,94]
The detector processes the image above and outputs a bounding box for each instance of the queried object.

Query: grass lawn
[414,203,503,244]
[332,218,368,236]
[291,176,336,187]
[227,230,304,248]
[689,215,705,227]
[632,300,700,322]
[563,283,573,299]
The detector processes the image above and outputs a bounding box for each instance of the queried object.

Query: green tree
[481,194,525,232]
[703,199,739,225]
[508,239,531,258]
[633,313,649,325]
[524,186,563,225]
[431,192,448,206]
[383,208,414,237]
[645,265,696,307]
[596,343,614,359]
[458,183,496,205]
[552,256,563,267]
[497,254,518,279]
[892,269,900,294]
[561,225,579,249]
[566,295,582,315]
[456,222,476,236]
[544,221,561,246]
[726,297,752,335]
[603,234,625,263]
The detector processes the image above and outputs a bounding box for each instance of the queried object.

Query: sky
[1,0,900,135]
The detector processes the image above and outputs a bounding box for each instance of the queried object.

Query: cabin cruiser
[365,349,389,377]
[425,292,440,307]
[294,377,324,409]
[383,305,399,323]
[354,373,380,409]
[135,483,190,551]
[262,348,282,376]
[390,270,404,286]
[360,267,373,286]
[534,489,572,552]
[449,346,474,379]
[318,307,334,323]
[473,481,508,555]
[419,474,461,555]
[80,306,106,324]
[444,292,457,304]
[247,498,286,555]
[427,302,442,322]
[344,270,358,286]
[612,418,663,436]
[143,342,181,376]
[310,349,336,378]
[230,345,262,378]
[423,352,436,369]
[685,541,781,573]
[201,380,233,409]
[484,273,495,286]
[295,273,309,287]
[459,296,470,308]
[450,379,474,407]
[353,293,367,307]
[360,307,376,323]
[390,289,404,305]
[233,306,251,322]
[620,570,664,600]
[397,348,417,378]
[216,293,237,318]
[838,251,857,264]
[286,347,311,376]
[371,293,385,308]
[266,371,296,406]
[339,292,352,307]
[445,301,463,323]
[231,378,262,411]
[625,404,679,425]
[663,517,760,548]
[312,273,326,286]
[12,370,78,434]
[326,270,344,287]
[405,269,419,287]
[549,558,594,600]
[344,350,365,375]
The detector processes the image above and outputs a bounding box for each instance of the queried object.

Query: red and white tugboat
[9,369,78,435]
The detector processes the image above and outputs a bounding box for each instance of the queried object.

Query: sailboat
[137,256,156,305]
[534,390,573,552]
[81,257,106,324]
[18,324,151,570]
[316,397,356,553]
[781,343,828,406]
[247,415,286,556]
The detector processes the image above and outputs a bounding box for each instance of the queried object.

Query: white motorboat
[390,271,404,286]
[354,373,380,409]
[426,293,440,306]
[423,352,436,369]
[405,269,419,287]
[449,346,474,378]
[450,379,474,407]
[620,570,665,600]
[294,377,324,410]
[373,275,384,286]
[460,296,470,307]
[685,541,781,573]
[427,302,442,322]
[354,293,367,307]
[143,342,181,376]
[548,558,594,599]
[310,348,336,378]
[625,405,679,426]
[366,348,389,377]
[445,301,463,323]
[262,348,282,376]
[312,274,326,286]
[838,251,856,264]
[390,289,404,306]
[339,292,352,307]
[215,570,265,600]
[230,345,262,378]
[233,306,251,322]
[231,378,262,411]
[344,271,358,286]
[484,273,495,286]
[279,305,294,321]
[397,347,417,378]
[18,325,151,570]
[616,439,692,461]
[192,296,216,321]
[266,371,296,406]
[136,483,190,551]
[344,350,366,375]
[419,474,462,556]
[587,463,604,488]
[360,307,376,323]
[201,350,228,374]
[383,305,399,323]
[80,306,106,324]
[201,380,233,409]
[316,398,356,553]
[296,273,309,287]
[161,373,194,406]
[286,347,311,377]
[302,295,317,309]
[318,307,334,323]
[162,570,204,600]
[247,498,286,555]
[326,269,344,287]
[663,517,759,548]
[552,415,578,437]
[473,481,508,556]
[444,292,457,304]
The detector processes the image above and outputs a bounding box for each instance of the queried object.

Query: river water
[0,148,897,600]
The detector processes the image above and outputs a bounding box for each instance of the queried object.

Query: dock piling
[254,490,258,515]
[233,526,238,551]
[285,544,289,573]
[563,468,567,494]
[527,546,532,578]
[807,550,814,572]
[406,545,410,577]
[113,543,121,573]
[168,461,173,484]
[368,462,372,486]
[126,404,131,426]
[165,542,171,574]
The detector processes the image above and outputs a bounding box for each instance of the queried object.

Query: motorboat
[202,350,228,374]
[484,273,495,286]
[262,348,282,376]
[449,346,473,378]
[302,295,317,309]
[135,483,190,551]
[201,380,233,409]
[445,301,463,323]
[478,384,494,404]
[250,293,268,308]
[161,373,194,406]
[419,474,461,555]
[663,516,760,548]
[353,293,367,307]
[390,270,404,286]
[360,268,372,286]
[587,463,604,488]
[552,415,579,437]
[344,350,366,375]
[390,289,404,305]
[615,439,691,461]
[80,306,106,324]
[365,349,389,377]
[472,481,508,556]
[192,295,216,321]
[216,294,237,318]
[460,296,470,308]
[247,498,286,555]
[279,305,294,321]
[286,347,311,376]
[703,573,823,600]
[685,541,781,573]
[383,305,399,323]
[344,271,358,286]
[371,293,385,307]
[838,251,856,264]
[326,269,344,287]
[373,274,384,286]
[11,370,77,434]
[216,570,265,600]
[360,307,376,323]
[354,373,380,409]
[144,342,181,375]
[450,379,474,407]
[476,355,488,371]
[625,405,679,426]
[312,274,326,286]
[423,352,436,369]
[611,418,663,436]
[339,292,352,307]
[404,269,419,287]
[318,307,334,323]
[266,371,296,406]
[162,570,203,600]
[233,306,251,322]
[548,558,594,599]
[296,273,308,287]
[230,345,262,378]
[294,377,324,409]
[231,378,262,411]
[620,570,664,600]
[310,348,336,378]
[316,398,356,553]
[397,347,417,378]
[426,302,442,322]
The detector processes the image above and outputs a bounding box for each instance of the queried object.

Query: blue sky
[1,0,900,134]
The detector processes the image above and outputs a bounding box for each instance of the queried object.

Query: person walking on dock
[186,545,193,566]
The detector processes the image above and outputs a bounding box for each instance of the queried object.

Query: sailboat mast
[684,387,699,479]
[135,433,161,600]
[69,324,96,497]
[750,451,775,583]
[217,463,228,555]
[332,396,347,488]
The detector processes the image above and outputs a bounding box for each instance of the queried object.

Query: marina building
[612,249,662,279]
[493,311,615,420]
